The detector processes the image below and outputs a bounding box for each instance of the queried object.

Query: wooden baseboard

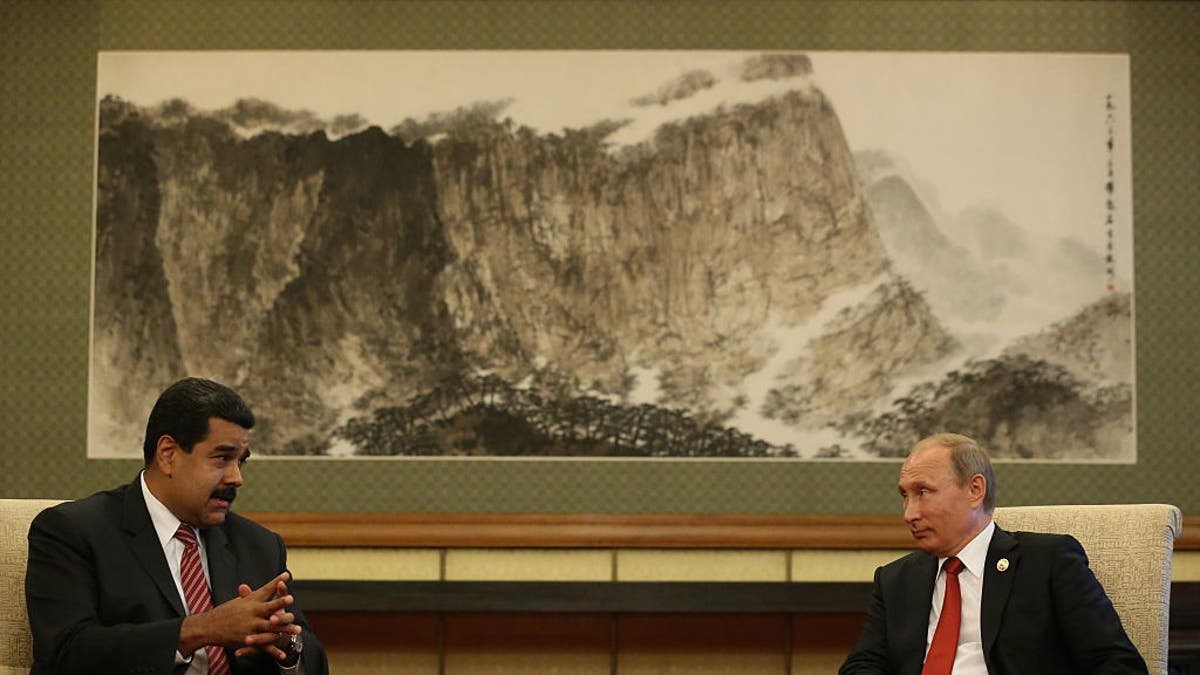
[292,579,1200,631]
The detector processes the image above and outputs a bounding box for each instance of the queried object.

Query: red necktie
[922,556,965,675]
[175,524,232,675]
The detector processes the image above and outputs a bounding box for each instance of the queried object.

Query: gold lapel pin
[996,558,1010,572]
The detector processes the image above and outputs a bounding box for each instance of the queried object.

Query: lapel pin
[996,558,1010,572]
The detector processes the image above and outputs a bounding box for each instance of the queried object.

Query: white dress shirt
[925,519,995,675]
[140,471,214,674]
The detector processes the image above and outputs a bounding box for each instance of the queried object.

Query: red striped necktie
[922,556,965,675]
[175,524,232,675]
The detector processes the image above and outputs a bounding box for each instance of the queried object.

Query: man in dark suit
[26,377,329,675]
[840,433,1145,675]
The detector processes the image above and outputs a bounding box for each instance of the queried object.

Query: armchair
[0,499,63,675]
[993,503,1182,675]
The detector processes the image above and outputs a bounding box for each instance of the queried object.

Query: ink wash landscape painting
[89,51,1134,461]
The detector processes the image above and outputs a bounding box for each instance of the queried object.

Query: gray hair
[911,433,997,513]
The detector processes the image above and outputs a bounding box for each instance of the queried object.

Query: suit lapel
[122,477,187,617]
[204,523,239,605]
[981,525,1020,658]
[904,553,939,674]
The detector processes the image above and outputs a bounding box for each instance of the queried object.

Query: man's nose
[903,498,919,523]
[224,461,244,486]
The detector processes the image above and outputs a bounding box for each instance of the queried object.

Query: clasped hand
[179,571,301,662]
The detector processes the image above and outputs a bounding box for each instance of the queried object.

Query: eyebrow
[211,446,250,460]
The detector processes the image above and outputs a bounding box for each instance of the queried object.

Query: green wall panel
[2,1,1196,515]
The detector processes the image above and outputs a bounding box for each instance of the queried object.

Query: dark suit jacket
[26,477,329,675]
[840,526,1146,674]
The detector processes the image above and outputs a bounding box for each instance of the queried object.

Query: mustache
[210,486,237,502]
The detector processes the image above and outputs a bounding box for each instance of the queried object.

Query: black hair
[142,377,255,465]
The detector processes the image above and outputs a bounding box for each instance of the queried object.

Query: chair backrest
[993,503,1182,675]
[0,499,64,675]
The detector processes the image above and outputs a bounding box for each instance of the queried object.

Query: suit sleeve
[839,565,895,674]
[1050,535,1147,674]
[26,506,182,675]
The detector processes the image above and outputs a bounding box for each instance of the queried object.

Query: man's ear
[968,473,987,508]
[154,435,180,477]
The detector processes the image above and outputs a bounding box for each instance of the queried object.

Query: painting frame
[1,0,1196,519]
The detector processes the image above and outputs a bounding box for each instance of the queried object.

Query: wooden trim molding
[291,580,1200,622]
[244,512,1200,550]
[293,580,875,613]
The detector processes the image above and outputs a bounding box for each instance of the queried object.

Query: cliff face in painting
[91,56,1132,460]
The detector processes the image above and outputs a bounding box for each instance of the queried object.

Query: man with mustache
[839,433,1144,674]
[26,377,329,674]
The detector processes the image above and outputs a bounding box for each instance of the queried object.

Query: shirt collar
[139,470,194,550]
[941,519,995,579]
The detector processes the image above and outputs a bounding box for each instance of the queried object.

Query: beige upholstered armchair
[993,504,1182,675]
[0,499,62,675]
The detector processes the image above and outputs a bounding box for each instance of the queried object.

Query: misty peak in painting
[90,51,1134,461]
